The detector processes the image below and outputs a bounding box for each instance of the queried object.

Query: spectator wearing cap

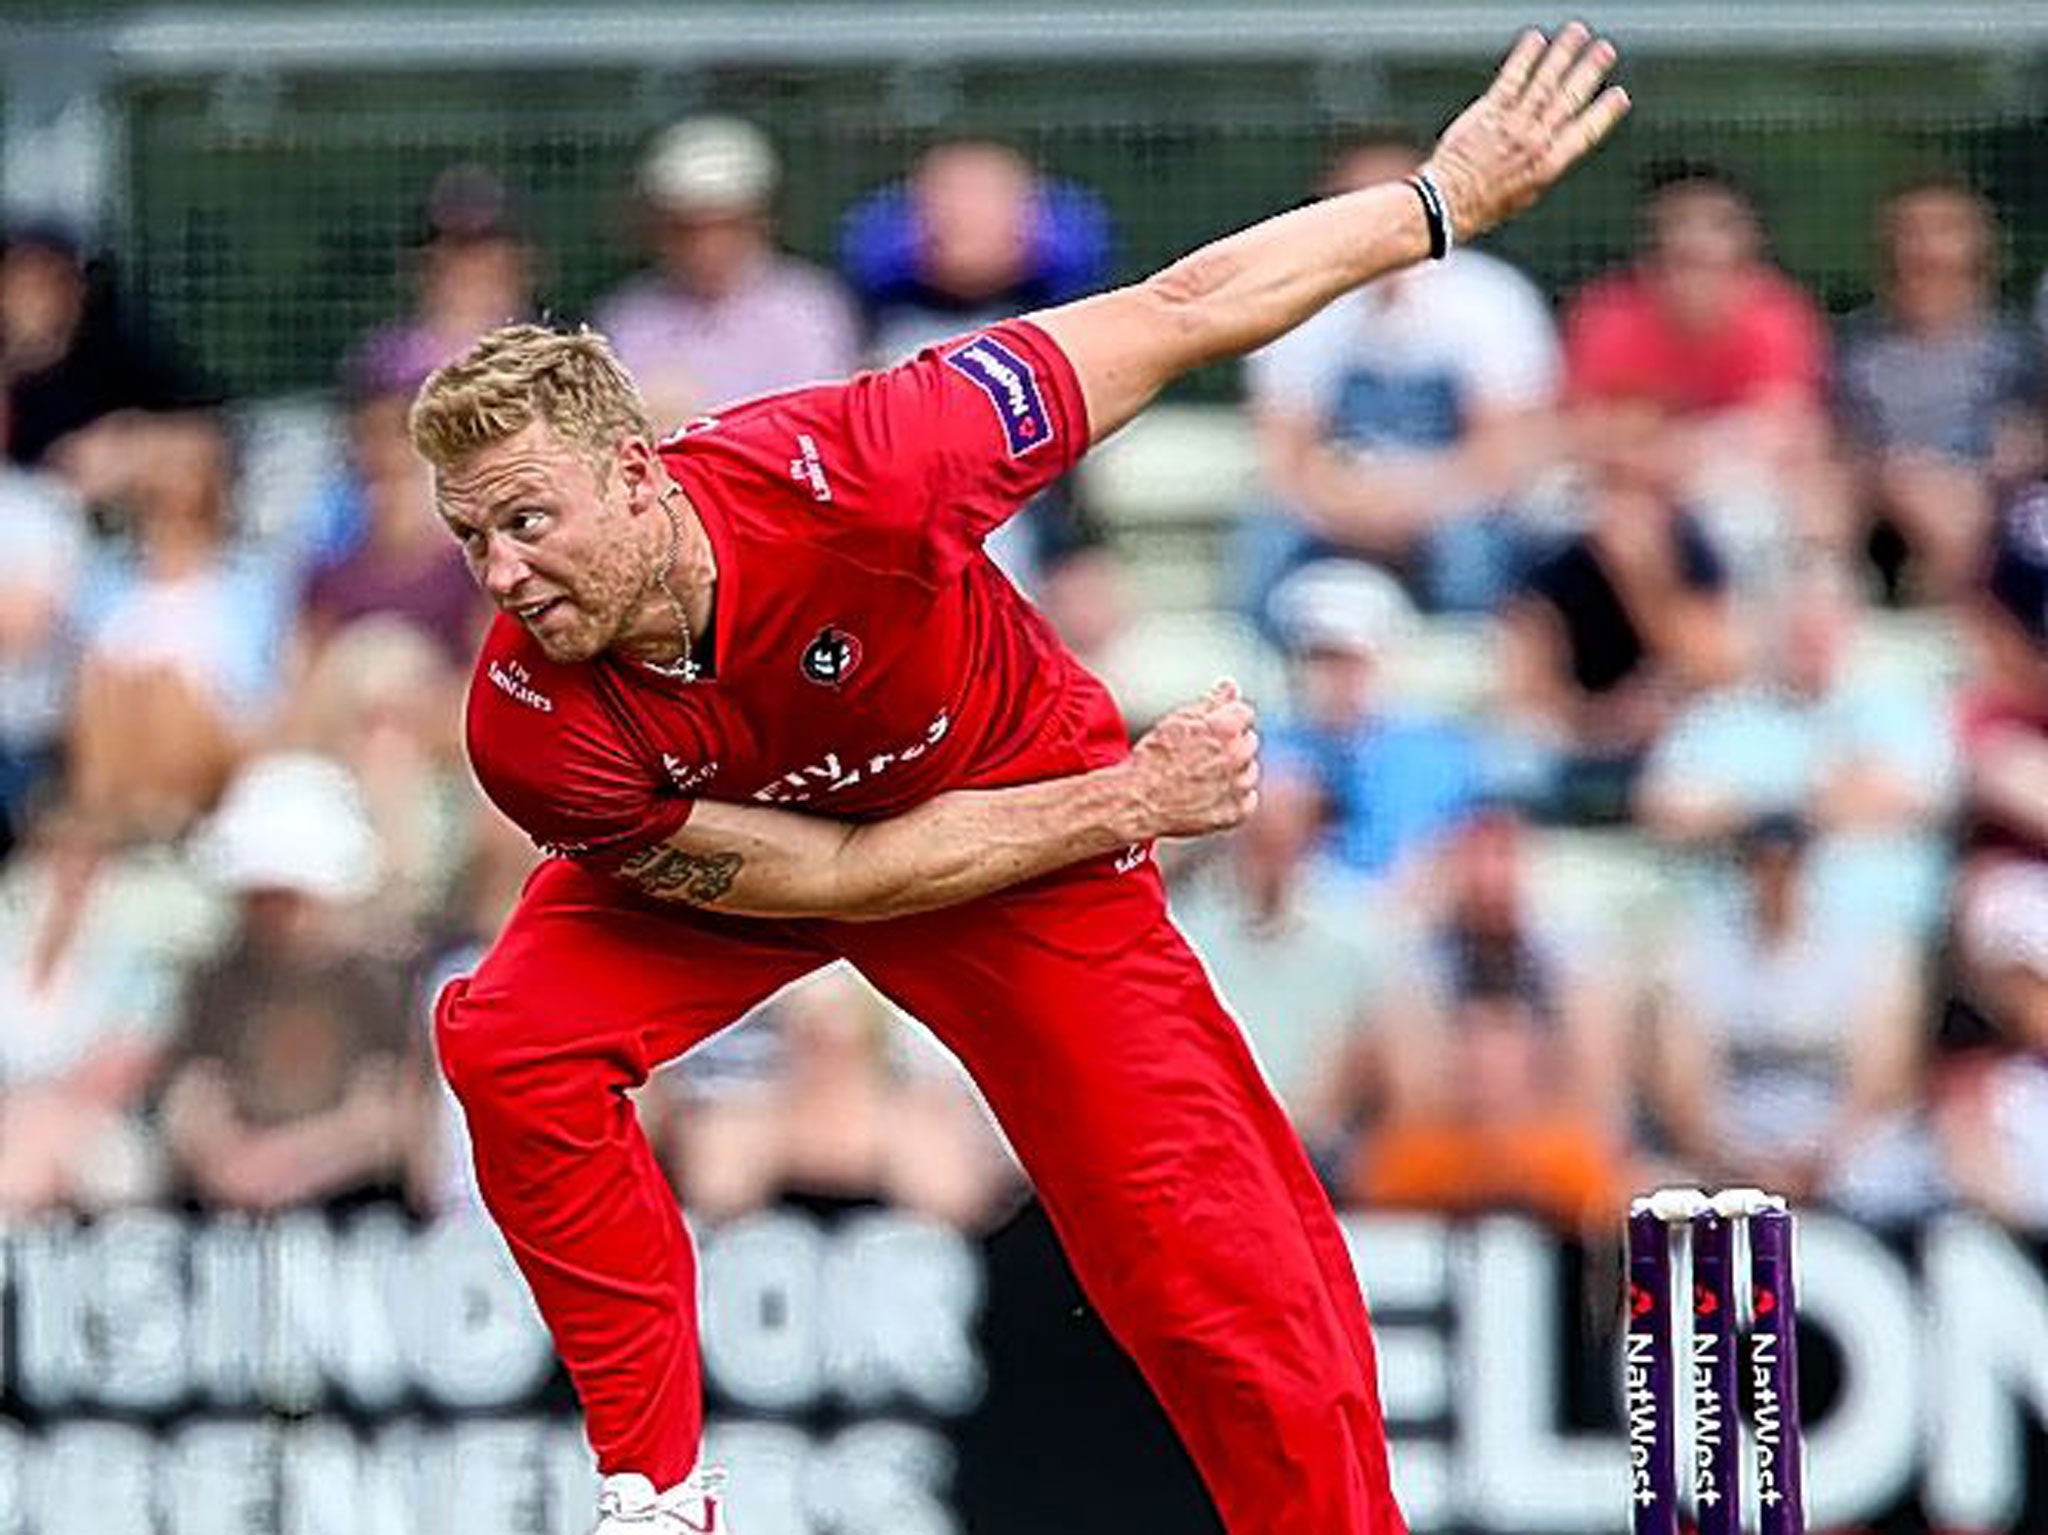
[1562,163,1844,582]
[1838,177,2045,603]
[1264,559,1487,887]
[1499,392,1740,824]
[346,164,537,391]
[0,219,208,477]
[1649,813,1923,1207]
[157,752,430,1213]
[593,116,859,431]
[1957,486,2048,871]
[1241,129,1564,621]
[1637,553,1957,932]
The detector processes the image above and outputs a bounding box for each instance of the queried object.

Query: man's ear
[615,436,663,516]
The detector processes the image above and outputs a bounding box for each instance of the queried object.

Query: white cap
[639,116,778,216]
[193,752,381,903]
[1270,558,1414,658]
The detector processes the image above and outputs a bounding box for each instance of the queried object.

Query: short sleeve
[1746,280,1829,402]
[837,318,1091,571]
[465,657,692,871]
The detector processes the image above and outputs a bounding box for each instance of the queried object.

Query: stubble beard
[529,541,649,665]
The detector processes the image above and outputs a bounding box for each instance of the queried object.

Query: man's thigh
[455,856,834,1072]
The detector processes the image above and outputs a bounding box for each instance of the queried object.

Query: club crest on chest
[800,625,863,687]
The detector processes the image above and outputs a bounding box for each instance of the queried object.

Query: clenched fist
[1122,679,1262,839]
[1422,22,1631,243]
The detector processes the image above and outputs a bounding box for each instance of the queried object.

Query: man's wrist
[1416,157,1480,246]
[1404,171,1456,261]
[1087,760,1161,847]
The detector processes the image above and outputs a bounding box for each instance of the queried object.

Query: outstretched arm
[613,683,1259,919]
[1032,24,1629,441]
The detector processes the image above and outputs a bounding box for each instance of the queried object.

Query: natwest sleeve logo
[943,335,1054,457]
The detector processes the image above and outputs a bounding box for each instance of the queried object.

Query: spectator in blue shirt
[1265,559,1485,885]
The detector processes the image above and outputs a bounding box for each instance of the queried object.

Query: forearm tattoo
[619,845,745,904]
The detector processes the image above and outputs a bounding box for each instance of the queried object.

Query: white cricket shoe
[590,1466,728,1533]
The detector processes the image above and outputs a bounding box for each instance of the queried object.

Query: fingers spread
[1547,85,1632,173]
[1486,28,1547,105]
[1553,36,1618,125]
[1524,20,1592,108]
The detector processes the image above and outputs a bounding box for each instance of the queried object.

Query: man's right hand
[1422,22,1631,243]
[1123,680,1262,839]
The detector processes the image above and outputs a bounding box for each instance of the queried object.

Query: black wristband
[1405,171,1455,261]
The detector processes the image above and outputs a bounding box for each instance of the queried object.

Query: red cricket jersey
[465,320,1127,869]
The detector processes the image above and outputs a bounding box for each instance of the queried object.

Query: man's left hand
[1122,679,1263,839]
[1423,23,1631,242]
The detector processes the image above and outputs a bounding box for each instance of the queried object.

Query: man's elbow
[1138,261,1233,364]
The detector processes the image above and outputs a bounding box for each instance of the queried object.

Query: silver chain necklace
[640,485,701,682]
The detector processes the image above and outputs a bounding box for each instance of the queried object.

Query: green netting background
[74,44,2048,400]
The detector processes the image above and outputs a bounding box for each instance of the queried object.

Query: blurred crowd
[1,115,2046,1247]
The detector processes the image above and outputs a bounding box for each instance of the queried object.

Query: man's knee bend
[433,978,520,1110]
[434,977,629,1124]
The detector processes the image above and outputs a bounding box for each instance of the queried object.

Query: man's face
[0,241,85,362]
[1294,646,1377,731]
[1645,183,1757,328]
[914,143,1035,302]
[1886,187,1988,290]
[436,420,652,664]
[655,210,771,299]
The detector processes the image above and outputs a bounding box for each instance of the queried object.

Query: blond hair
[408,323,652,476]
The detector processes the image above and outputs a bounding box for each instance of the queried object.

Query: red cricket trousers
[435,849,1404,1535]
